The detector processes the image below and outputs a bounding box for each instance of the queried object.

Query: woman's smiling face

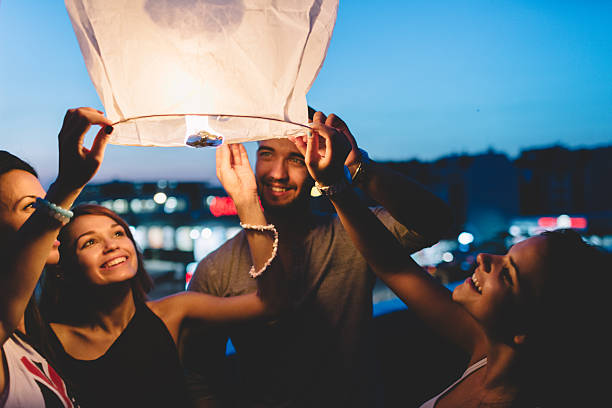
[453,235,551,336]
[65,214,138,286]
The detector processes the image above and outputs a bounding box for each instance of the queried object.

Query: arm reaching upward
[215,143,272,273]
[293,111,454,248]
[0,107,112,345]
[302,121,484,354]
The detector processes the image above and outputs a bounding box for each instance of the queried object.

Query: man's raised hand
[216,143,258,207]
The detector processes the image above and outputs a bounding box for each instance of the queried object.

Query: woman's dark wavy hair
[516,228,611,406]
[40,204,153,323]
[0,150,38,179]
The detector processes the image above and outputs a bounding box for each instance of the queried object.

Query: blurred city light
[458,232,474,246]
[143,199,156,211]
[147,226,164,249]
[508,225,521,237]
[176,227,194,251]
[130,199,143,213]
[162,226,175,250]
[537,215,587,230]
[113,198,129,214]
[153,192,167,204]
[164,196,178,213]
[134,226,147,250]
[189,228,200,240]
[201,227,213,239]
[557,214,571,228]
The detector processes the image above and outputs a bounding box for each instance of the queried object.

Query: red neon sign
[185,270,193,287]
[209,196,238,217]
[537,217,557,228]
[570,217,587,229]
[537,216,587,229]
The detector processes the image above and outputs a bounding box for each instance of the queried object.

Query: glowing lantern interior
[65,0,338,147]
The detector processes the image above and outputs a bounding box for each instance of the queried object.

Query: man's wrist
[349,148,370,186]
[232,192,261,212]
[314,166,352,197]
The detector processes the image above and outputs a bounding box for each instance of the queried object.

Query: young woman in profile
[39,143,283,408]
[1,107,113,407]
[295,118,610,407]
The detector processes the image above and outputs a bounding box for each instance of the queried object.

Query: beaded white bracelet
[240,222,279,279]
[33,197,74,226]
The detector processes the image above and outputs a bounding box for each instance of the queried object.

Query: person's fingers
[305,129,320,169]
[74,107,113,127]
[310,122,335,139]
[88,126,112,163]
[313,111,327,125]
[325,113,348,133]
[229,143,241,167]
[215,144,231,178]
[315,127,333,168]
[58,111,89,147]
[292,135,307,156]
[59,108,113,153]
[323,113,357,153]
[237,143,250,167]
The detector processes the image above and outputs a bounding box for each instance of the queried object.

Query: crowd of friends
[1,108,609,408]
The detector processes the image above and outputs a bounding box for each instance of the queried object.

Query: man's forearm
[354,159,453,242]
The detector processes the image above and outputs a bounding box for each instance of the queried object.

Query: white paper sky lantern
[65,0,338,147]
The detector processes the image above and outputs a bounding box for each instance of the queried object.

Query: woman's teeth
[103,257,126,268]
[471,274,483,293]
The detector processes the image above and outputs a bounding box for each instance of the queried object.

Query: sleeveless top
[45,302,190,408]
[1,332,78,408]
[419,357,487,408]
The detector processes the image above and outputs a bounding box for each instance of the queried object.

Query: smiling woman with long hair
[297,118,611,407]
[37,143,284,408]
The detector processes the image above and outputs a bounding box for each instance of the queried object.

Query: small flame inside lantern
[185,115,224,148]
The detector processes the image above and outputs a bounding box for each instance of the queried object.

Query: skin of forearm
[358,161,453,241]
[329,189,418,276]
[332,190,466,319]
[329,189,471,344]
[234,198,271,272]
[233,198,288,312]
[0,212,63,338]
[45,180,83,210]
[0,181,81,338]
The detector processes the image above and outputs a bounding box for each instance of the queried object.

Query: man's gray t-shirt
[183,208,431,407]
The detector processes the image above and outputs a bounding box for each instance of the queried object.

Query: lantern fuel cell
[65,0,338,147]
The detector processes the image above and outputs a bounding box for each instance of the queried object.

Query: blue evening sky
[1,1,611,187]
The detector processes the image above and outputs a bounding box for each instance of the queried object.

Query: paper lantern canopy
[65,0,338,147]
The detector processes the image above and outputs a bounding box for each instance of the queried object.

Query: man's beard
[259,185,312,220]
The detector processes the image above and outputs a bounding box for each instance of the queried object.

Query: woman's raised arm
[0,108,112,344]
[301,120,484,354]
